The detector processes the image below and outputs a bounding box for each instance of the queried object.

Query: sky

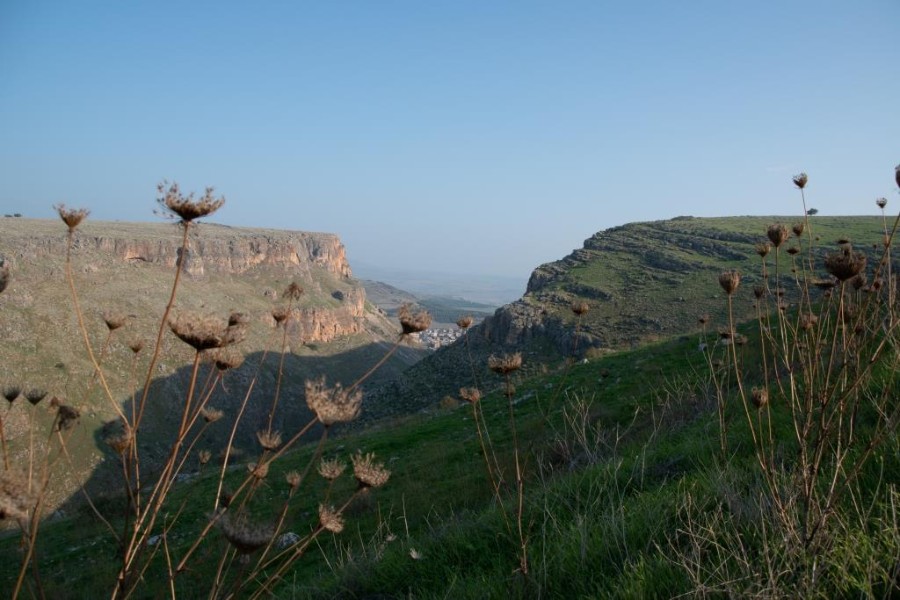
[1,1,898,282]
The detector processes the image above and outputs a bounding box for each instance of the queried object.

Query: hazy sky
[1,1,898,280]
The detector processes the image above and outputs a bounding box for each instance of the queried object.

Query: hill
[366,215,897,420]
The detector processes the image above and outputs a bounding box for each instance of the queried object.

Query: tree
[807,208,819,216]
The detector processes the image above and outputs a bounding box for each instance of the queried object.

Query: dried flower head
[284,282,304,301]
[228,312,250,326]
[248,461,269,480]
[305,376,362,425]
[0,263,9,294]
[755,242,771,258]
[256,430,282,451]
[158,181,224,222]
[767,224,789,248]
[200,407,224,423]
[285,471,301,489]
[799,313,818,331]
[851,273,867,291]
[351,452,391,488]
[2,385,21,403]
[792,173,808,189]
[0,469,33,521]
[56,402,80,431]
[318,458,346,481]
[198,450,212,465]
[753,285,766,299]
[488,353,522,375]
[824,248,867,281]
[571,301,589,316]
[24,388,47,406]
[459,387,482,404]
[456,315,474,329]
[217,515,273,554]
[128,339,145,354]
[398,304,432,335]
[698,314,710,325]
[792,223,805,237]
[876,197,888,209]
[319,504,345,533]
[103,311,127,331]
[207,347,245,371]
[54,204,90,231]
[717,271,741,296]
[751,387,769,409]
[169,312,242,351]
[105,428,132,454]
[896,164,900,189]
[786,246,800,256]
[271,305,291,324]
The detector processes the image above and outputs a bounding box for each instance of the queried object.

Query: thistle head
[285,471,301,489]
[157,181,224,223]
[169,311,243,351]
[284,282,304,301]
[786,246,800,256]
[198,450,212,465]
[753,285,766,299]
[717,270,741,296]
[24,388,47,406]
[319,504,345,533]
[200,407,224,423]
[305,376,362,425]
[54,204,89,232]
[351,452,390,488]
[456,315,474,330]
[2,385,21,404]
[876,197,888,210]
[128,339,145,354]
[318,457,346,481]
[792,173,808,189]
[103,311,127,332]
[751,387,769,409]
[767,224,789,248]
[755,242,771,258]
[488,353,522,375]
[824,247,867,281]
[217,515,273,554]
[792,222,805,237]
[459,387,482,404]
[398,303,431,335]
[570,301,589,316]
[256,430,282,451]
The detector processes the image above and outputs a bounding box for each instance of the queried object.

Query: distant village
[414,326,467,350]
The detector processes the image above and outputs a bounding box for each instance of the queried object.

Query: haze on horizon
[1,1,898,282]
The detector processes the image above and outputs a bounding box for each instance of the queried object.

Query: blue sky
[1,1,898,280]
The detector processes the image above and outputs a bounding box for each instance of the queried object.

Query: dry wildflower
[228,312,250,326]
[128,339,145,354]
[398,303,432,334]
[54,204,89,231]
[319,504,345,533]
[792,222,805,237]
[799,313,818,331]
[717,271,741,296]
[105,428,133,454]
[896,164,900,189]
[56,402,80,431]
[103,311,127,331]
[456,315,474,329]
[158,181,224,223]
[305,376,362,426]
[488,353,522,375]
[755,242,771,258]
[571,301,589,316]
[698,314,709,325]
[248,461,269,480]
[751,387,769,409]
[0,263,9,294]
[793,173,808,189]
[753,285,766,299]
[24,388,47,406]
[2,385,21,403]
[200,407,224,423]
[198,450,212,465]
[207,347,245,371]
[824,248,867,281]
[786,246,800,256]
[169,312,241,351]
[256,430,282,451]
[0,470,33,521]
[284,282,304,301]
[767,224,789,248]
[718,330,733,341]
[851,273,867,291]
[351,452,391,488]
[876,198,888,209]
[271,305,291,324]
[285,471,301,489]
[409,548,423,560]
[318,458,346,481]
[459,387,482,404]
[217,515,273,554]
